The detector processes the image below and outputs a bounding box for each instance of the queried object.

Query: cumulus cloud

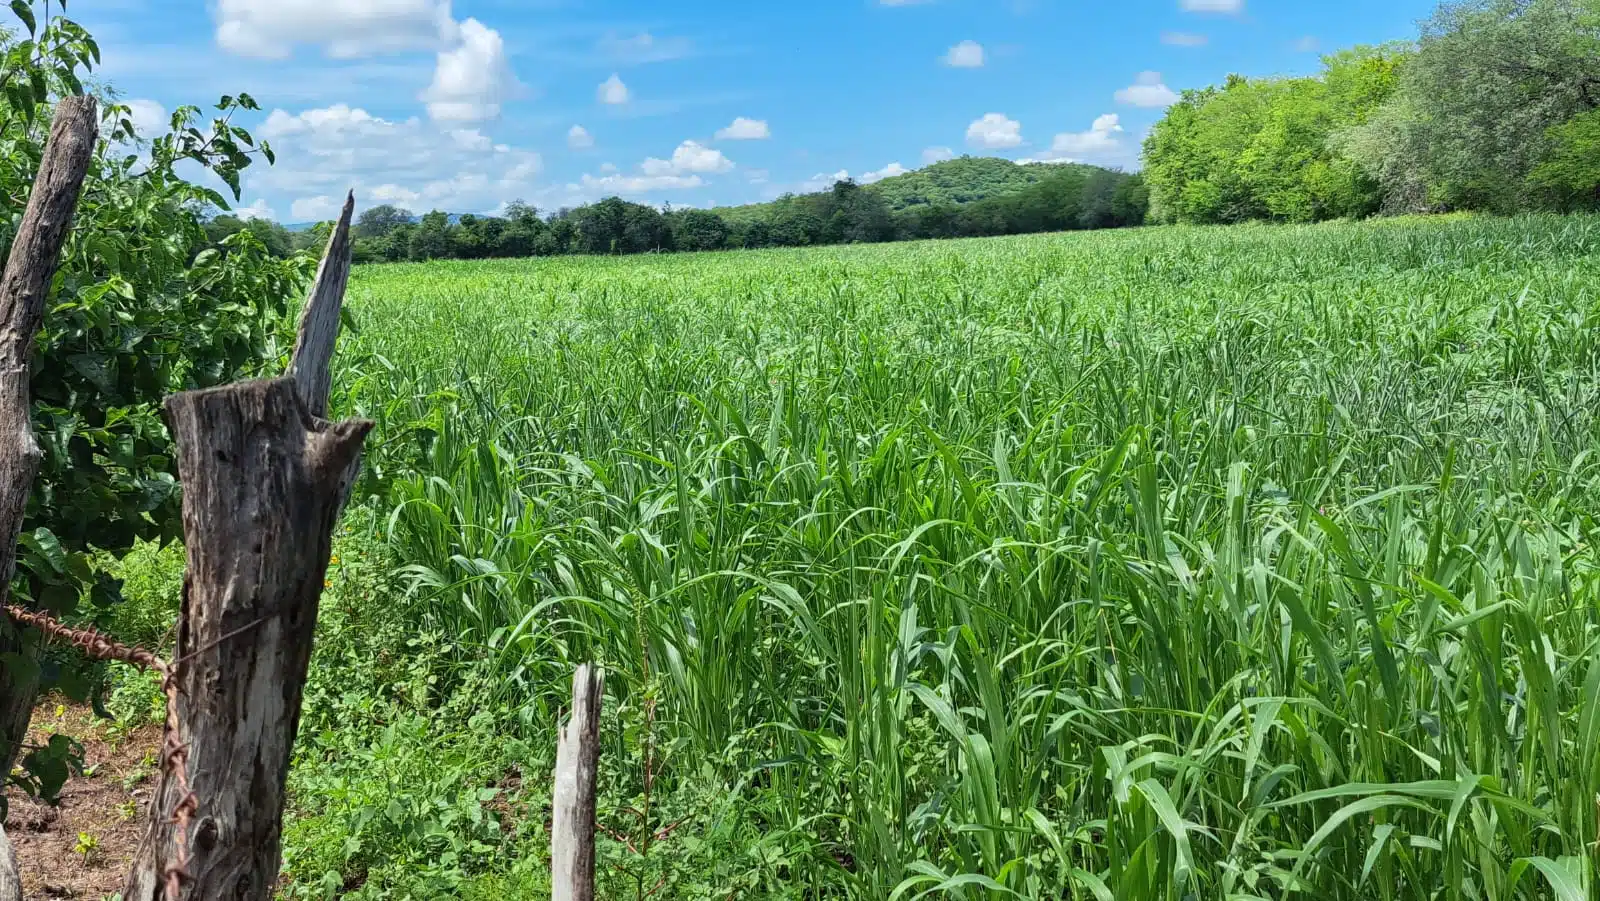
[213,0,458,59]
[860,162,909,184]
[1115,71,1179,108]
[716,117,771,140]
[641,140,734,176]
[568,124,595,149]
[922,146,955,164]
[1161,31,1208,46]
[1023,113,1129,165]
[943,40,985,68]
[574,172,704,194]
[1180,0,1243,13]
[256,103,542,218]
[422,18,518,122]
[966,112,1022,149]
[598,73,630,105]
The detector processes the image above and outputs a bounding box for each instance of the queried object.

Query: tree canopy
[0,0,310,796]
[1144,0,1600,222]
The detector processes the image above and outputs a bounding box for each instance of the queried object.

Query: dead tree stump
[123,196,368,901]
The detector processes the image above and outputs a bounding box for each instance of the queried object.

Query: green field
[292,214,1600,899]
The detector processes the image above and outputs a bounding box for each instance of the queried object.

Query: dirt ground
[4,701,162,900]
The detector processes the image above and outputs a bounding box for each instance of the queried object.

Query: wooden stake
[552,664,604,901]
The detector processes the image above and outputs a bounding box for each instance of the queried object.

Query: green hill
[868,156,1059,209]
[717,156,1107,226]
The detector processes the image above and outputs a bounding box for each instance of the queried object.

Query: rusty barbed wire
[4,603,193,901]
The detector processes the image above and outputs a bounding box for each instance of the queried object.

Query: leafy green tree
[1382,0,1600,211]
[1530,108,1600,208]
[0,0,308,786]
[669,209,729,252]
[408,210,450,261]
[204,214,295,257]
[356,203,413,239]
[1146,46,1404,223]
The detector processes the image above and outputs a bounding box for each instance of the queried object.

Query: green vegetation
[0,0,304,796]
[866,156,1052,210]
[348,162,1147,264]
[1145,0,1600,222]
[259,212,1600,898]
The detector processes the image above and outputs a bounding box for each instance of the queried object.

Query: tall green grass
[334,214,1600,899]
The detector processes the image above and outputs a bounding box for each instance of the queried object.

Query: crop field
[319,215,1600,899]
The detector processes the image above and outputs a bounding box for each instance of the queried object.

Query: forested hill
[718,156,1075,225]
[869,156,1068,209]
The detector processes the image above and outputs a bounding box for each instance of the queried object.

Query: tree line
[208,161,1149,264]
[1144,0,1600,224]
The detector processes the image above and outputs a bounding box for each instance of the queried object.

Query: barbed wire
[4,604,193,901]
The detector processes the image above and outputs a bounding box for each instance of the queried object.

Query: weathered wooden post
[552,664,604,901]
[123,194,369,901]
[0,96,98,901]
[0,95,98,781]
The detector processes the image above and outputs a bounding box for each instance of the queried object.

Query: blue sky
[76,0,1440,222]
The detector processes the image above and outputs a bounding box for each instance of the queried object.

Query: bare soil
[4,701,162,900]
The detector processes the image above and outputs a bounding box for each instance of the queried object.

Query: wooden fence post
[0,95,98,780]
[0,97,97,901]
[552,664,603,901]
[122,196,368,901]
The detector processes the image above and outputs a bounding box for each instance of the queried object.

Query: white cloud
[599,162,619,173]
[1115,71,1179,108]
[641,140,734,176]
[213,0,458,59]
[1053,113,1123,154]
[1024,113,1129,164]
[922,146,955,164]
[568,124,595,149]
[422,18,517,123]
[232,198,277,220]
[966,112,1022,149]
[598,73,630,105]
[370,183,421,204]
[943,40,985,68]
[256,103,543,218]
[1179,0,1243,13]
[124,98,168,137]
[799,170,851,192]
[1161,31,1208,46]
[1291,36,1320,52]
[598,31,694,64]
[860,162,909,184]
[716,117,771,140]
[574,172,705,194]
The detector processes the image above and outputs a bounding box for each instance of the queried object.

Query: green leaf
[1507,857,1586,901]
[10,0,35,36]
[1287,795,1429,891]
[1134,778,1195,887]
